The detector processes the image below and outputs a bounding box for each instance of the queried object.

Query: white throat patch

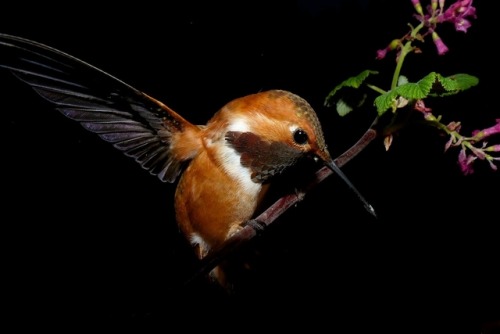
[217,117,261,195]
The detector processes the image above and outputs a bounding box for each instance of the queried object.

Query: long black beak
[324,159,377,218]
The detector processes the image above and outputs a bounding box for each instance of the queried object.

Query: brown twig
[182,119,379,287]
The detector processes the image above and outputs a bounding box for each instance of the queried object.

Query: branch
[182,118,379,287]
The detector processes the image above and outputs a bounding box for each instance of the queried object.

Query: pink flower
[376,39,400,60]
[432,31,449,55]
[458,148,475,175]
[472,119,500,141]
[376,48,388,60]
[459,120,500,174]
[439,0,477,33]
[415,99,432,113]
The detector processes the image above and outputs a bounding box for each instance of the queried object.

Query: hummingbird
[0,33,375,289]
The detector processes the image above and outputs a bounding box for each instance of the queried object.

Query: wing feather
[0,33,197,183]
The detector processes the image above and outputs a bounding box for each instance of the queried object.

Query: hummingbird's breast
[174,135,264,257]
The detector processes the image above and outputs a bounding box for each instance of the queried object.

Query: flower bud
[411,0,424,15]
[431,0,438,11]
[376,39,399,60]
[485,145,500,152]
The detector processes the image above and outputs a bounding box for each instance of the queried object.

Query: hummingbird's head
[215,89,330,182]
[214,89,376,217]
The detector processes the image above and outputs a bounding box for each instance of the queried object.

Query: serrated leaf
[436,73,459,91]
[373,72,479,116]
[374,90,398,116]
[324,69,378,106]
[375,72,437,115]
[430,73,479,97]
[395,72,436,100]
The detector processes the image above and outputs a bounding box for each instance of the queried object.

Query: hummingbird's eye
[293,128,308,145]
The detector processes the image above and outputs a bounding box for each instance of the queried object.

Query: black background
[1,1,498,332]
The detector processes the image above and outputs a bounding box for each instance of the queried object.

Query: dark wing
[0,33,194,183]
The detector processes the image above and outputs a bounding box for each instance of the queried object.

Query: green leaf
[324,69,378,107]
[436,73,459,91]
[373,72,479,116]
[429,73,479,97]
[374,72,436,116]
[450,73,479,90]
[374,90,398,116]
[396,72,436,99]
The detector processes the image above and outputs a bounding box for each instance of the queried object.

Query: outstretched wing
[0,33,197,183]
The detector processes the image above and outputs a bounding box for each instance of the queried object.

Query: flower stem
[391,22,425,90]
